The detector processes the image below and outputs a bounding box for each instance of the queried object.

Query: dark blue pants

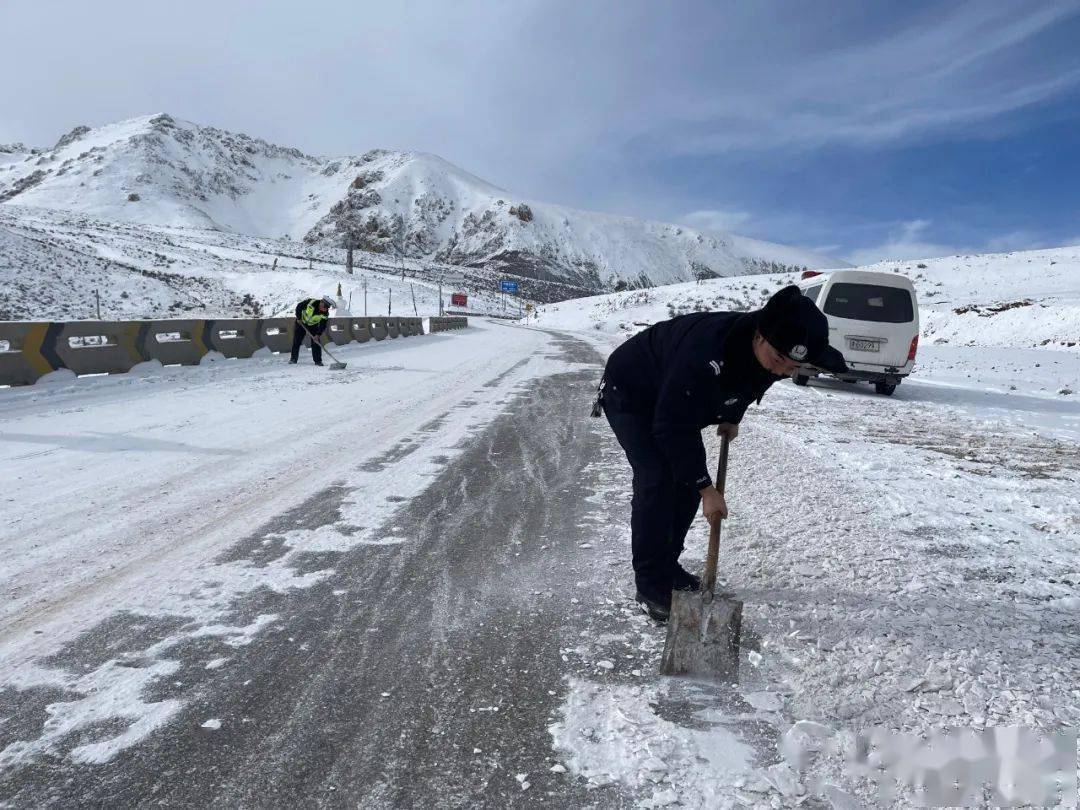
[603,387,701,601]
[290,325,323,364]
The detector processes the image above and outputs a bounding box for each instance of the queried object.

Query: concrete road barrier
[54,321,146,376]
[327,318,353,346]
[0,312,467,387]
[259,319,295,354]
[428,316,469,333]
[350,318,372,343]
[203,319,262,359]
[142,319,209,366]
[0,322,57,386]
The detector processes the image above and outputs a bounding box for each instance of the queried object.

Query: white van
[794,269,919,396]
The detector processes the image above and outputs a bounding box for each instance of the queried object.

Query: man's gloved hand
[699,485,728,527]
[716,422,739,441]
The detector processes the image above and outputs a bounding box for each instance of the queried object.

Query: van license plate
[849,339,879,352]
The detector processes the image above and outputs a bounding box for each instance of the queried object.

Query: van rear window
[823,283,914,323]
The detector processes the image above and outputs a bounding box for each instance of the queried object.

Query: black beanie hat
[758,286,848,374]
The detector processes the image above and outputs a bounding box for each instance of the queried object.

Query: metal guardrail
[0,315,447,387]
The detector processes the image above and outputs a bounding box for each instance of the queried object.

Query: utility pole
[397,215,406,280]
[94,288,101,319]
[438,276,443,316]
[363,278,368,317]
[388,287,392,316]
[410,283,418,315]
[345,193,355,274]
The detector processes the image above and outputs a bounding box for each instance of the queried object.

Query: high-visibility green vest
[301,300,327,327]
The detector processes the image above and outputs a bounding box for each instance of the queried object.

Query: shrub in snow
[127,193,141,202]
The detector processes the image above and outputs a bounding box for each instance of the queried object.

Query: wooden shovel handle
[701,432,730,595]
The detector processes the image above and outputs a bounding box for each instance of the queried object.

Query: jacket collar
[719,311,783,400]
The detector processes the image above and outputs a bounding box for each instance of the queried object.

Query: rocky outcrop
[509,203,533,223]
[53,126,91,150]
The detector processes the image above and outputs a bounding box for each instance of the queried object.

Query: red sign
[450,293,467,307]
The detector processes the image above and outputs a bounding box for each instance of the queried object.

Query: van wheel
[793,374,809,387]
[875,381,896,396]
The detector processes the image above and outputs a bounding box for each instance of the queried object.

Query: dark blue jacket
[603,310,779,489]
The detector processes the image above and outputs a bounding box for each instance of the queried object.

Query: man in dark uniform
[290,296,334,365]
[597,285,848,621]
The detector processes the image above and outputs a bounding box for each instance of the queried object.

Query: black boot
[672,564,701,592]
[635,590,671,623]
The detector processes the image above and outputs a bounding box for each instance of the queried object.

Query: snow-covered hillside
[0,205,526,321]
[537,242,1080,408]
[537,243,1080,353]
[0,114,840,294]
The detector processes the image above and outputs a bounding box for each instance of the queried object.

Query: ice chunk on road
[744,691,784,712]
[550,679,753,804]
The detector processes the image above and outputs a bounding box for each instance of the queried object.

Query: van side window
[823,283,914,323]
[803,284,823,303]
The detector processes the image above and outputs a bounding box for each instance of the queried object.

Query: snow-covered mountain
[0,114,841,292]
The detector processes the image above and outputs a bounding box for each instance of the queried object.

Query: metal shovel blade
[328,362,347,370]
[659,433,742,680]
[659,589,742,680]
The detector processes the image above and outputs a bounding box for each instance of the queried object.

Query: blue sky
[2,0,1079,262]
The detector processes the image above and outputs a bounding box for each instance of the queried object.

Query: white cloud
[681,209,752,233]
[638,2,1080,154]
[848,223,1080,265]
[983,230,1060,253]
[845,220,962,265]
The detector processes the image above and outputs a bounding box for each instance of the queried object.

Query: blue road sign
[500,280,519,294]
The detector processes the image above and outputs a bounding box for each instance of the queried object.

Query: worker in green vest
[290,296,334,365]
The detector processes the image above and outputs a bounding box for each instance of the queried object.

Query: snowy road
[0,320,551,667]
[0,328,639,807]
[2,318,1079,808]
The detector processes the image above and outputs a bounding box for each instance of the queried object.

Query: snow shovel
[659,431,742,681]
[301,323,347,370]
